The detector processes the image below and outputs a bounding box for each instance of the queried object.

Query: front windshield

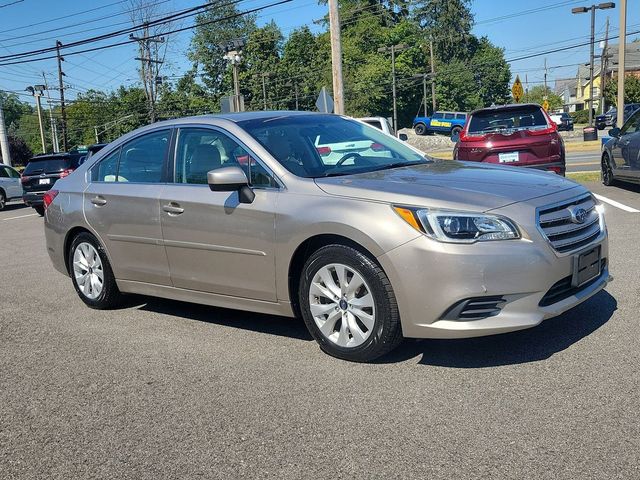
[237,115,430,178]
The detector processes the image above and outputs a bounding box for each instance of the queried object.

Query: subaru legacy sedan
[43,112,611,362]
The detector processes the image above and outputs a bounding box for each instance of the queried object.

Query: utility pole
[544,58,548,92]
[56,40,68,151]
[572,3,615,127]
[42,73,59,152]
[379,43,408,134]
[328,0,344,114]
[600,16,609,114]
[94,126,99,143]
[26,86,46,153]
[525,74,529,96]
[294,83,299,110]
[617,0,627,128]
[262,73,268,110]
[412,74,429,116]
[429,37,436,112]
[130,29,165,123]
[0,96,11,167]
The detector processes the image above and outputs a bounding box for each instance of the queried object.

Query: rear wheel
[33,205,45,216]
[414,123,427,136]
[602,155,615,186]
[0,191,6,211]
[299,245,403,362]
[451,125,462,137]
[68,232,123,309]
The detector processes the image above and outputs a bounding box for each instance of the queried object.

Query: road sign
[542,100,550,111]
[511,75,524,103]
[316,87,334,113]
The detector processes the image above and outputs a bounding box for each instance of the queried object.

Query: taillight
[530,110,560,136]
[458,130,487,142]
[316,146,331,156]
[43,189,59,209]
[59,168,74,178]
[370,142,387,152]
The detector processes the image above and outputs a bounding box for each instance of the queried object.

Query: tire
[451,126,462,137]
[33,205,45,216]
[601,154,615,186]
[414,123,427,136]
[299,244,403,362]
[0,191,5,211]
[68,232,123,309]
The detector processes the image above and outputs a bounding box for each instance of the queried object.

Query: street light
[572,2,615,127]
[25,84,47,153]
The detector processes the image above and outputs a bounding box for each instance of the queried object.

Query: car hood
[314,161,582,211]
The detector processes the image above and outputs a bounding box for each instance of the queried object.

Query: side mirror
[450,131,460,143]
[608,127,620,138]
[207,166,255,204]
[398,133,408,141]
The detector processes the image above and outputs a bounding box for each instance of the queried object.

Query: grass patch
[567,171,600,183]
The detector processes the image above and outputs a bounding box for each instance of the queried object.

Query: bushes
[570,109,590,124]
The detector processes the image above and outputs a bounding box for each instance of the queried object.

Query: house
[554,78,578,112]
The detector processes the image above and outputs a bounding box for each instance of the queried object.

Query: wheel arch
[63,226,100,274]
[287,234,381,318]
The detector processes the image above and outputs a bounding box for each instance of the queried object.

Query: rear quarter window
[444,113,455,120]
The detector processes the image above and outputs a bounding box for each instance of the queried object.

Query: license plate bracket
[572,246,602,287]
[498,152,519,163]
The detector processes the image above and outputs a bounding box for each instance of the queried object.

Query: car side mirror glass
[608,127,620,138]
[207,166,254,203]
[450,131,460,143]
[398,133,408,141]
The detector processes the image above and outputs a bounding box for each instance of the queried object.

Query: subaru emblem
[570,207,588,224]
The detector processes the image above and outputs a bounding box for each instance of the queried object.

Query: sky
[1,0,639,110]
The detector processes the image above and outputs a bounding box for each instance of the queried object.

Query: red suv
[453,103,565,175]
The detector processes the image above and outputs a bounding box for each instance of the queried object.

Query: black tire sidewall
[68,232,118,309]
[414,124,426,135]
[0,191,5,210]
[451,126,462,136]
[299,245,400,361]
[34,205,45,216]
[602,155,614,186]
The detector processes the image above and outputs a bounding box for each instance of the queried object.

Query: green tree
[8,135,33,167]
[604,75,640,106]
[281,26,322,111]
[413,0,474,60]
[522,85,563,111]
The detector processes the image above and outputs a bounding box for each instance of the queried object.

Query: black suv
[22,152,84,215]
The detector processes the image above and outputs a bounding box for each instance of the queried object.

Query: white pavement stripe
[593,193,640,213]
[3,213,39,220]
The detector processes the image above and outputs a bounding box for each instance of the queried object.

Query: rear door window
[91,149,121,182]
[363,119,382,130]
[444,113,455,120]
[468,106,547,133]
[432,112,444,119]
[455,113,466,120]
[117,130,170,183]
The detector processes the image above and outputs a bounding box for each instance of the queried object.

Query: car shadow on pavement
[137,297,314,341]
[610,182,640,194]
[2,203,29,212]
[379,290,617,368]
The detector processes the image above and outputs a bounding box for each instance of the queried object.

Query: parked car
[22,152,84,215]
[413,111,467,136]
[43,112,610,362]
[596,103,640,130]
[0,163,23,210]
[601,107,640,186]
[356,117,409,141]
[549,112,574,131]
[453,103,566,175]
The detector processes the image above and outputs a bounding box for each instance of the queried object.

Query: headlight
[393,206,520,243]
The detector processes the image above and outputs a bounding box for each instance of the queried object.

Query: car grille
[537,194,601,253]
[539,259,607,307]
[441,296,506,321]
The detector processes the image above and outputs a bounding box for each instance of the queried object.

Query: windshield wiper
[368,160,431,172]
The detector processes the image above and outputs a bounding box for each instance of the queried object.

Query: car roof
[28,153,74,161]
[469,103,542,116]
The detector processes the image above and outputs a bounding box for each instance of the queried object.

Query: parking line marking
[3,213,39,220]
[593,193,640,213]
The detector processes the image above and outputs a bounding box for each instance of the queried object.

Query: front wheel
[0,191,6,211]
[602,155,615,186]
[68,232,123,309]
[299,245,403,362]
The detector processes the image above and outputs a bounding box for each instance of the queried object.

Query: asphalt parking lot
[1,181,639,479]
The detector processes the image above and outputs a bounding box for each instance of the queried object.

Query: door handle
[91,196,107,206]
[162,202,184,215]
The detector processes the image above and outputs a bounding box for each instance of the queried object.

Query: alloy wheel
[0,193,5,210]
[73,242,104,300]
[308,263,376,348]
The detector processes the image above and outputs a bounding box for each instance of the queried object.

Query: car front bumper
[376,196,610,339]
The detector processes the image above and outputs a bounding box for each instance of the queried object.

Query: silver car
[43,112,611,362]
[0,163,23,210]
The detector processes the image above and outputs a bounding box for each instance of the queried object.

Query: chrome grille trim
[537,193,602,254]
